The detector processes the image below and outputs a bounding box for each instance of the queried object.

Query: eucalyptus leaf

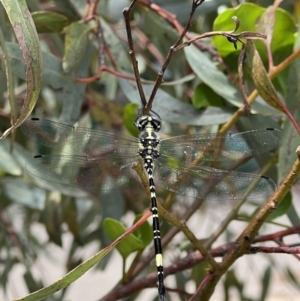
[192,83,225,109]
[123,103,140,137]
[119,78,234,125]
[0,0,42,139]
[4,42,70,89]
[103,218,144,259]
[260,266,271,301]
[244,40,285,112]
[0,178,46,210]
[101,189,125,225]
[52,0,79,18]
[63,22,92,73]
[43,193,63,246]
[286,267,300,289]
[60,42,94,122]
[32,11,71,33]
[184,44,280,116]
[0,138,31,176]
[101,17,131,72]
[212,3,295,58]
[65,0,86,16]
[62,197,81,243]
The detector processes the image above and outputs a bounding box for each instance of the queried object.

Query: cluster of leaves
[0,0,300,301]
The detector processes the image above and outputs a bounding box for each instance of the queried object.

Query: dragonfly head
[134,112,161,132]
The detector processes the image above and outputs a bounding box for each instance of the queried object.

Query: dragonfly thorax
[136,115,161,160]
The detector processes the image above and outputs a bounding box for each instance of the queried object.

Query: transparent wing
[21,118,139,158]
[22,119,280,200]
[154,160,276,201]
[25,155,143,191]
[160,128,283,164]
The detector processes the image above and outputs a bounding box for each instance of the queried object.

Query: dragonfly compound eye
[134,114,161,131]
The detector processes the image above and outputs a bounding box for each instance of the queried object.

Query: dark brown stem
[123,1,147,107]
[145,0,205,114]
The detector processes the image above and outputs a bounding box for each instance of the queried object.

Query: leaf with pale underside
[244,40,285,112]
[244,41,300,133]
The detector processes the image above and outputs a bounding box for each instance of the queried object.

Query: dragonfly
[21,113,283,301]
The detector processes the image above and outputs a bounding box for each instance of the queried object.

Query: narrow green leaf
[244,40,285,112]
[286,267,300,290]
[0,138,24,176]
[0,179,46,210]
[32,11,71,34]
[103,218,144,259]
[43,193,63,246]
[13,223,130,301]
[259,266,271,301]
[0,0,42,139]
[62,197,81,243]
[23,270,43,293]
[0,258,18,287]
[101,17,131,71]
[184,44,279,116]
[52,0,79,19]
[223,269,244,299]
[192,84,225,109]
[123,103,139,137]
[64,0,86,16]
[0,26,16,120]
[4,42,70,89]
[60,40,93,122]
[62,22,91,73]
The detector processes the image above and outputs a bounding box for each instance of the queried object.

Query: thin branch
[102,225,300,300]
[194,149,300,300]
[249,246,300,254]
[123,1,147,107]
[145,0,206,113]
[174,31,267,52]
[254,225,300,243]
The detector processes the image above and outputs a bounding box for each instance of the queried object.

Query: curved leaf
[0,27,16,119]
[244,41,285,112]
[212,3,295,57]
[32,11,71,34]
[0,0,42,139]
[13,214,147,301]
[104,218,144,259]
